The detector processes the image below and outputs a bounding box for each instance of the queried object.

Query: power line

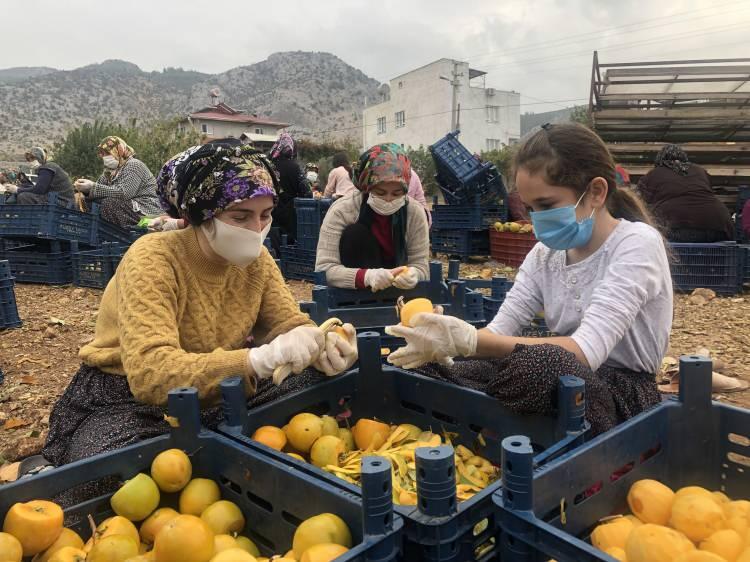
[299,97,587,137]
[373,0,747,83]
[476,21,750,73]
[466,0,747,61]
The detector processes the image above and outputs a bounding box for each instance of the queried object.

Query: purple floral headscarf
[269,132,296,160]
[156,144,278,225]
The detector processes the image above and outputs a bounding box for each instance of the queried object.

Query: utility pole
[440,60,463,133]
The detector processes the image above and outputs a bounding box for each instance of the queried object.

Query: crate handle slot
[245,489,273,513]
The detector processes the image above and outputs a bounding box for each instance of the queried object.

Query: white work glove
[313,323,358,376]
[74,179,94,194]
[147,216,184,232]
[4,185,17,194]
[392,266,418,290]
[364,268,395,292]
[248,325,325,384]
[385,313,477,369]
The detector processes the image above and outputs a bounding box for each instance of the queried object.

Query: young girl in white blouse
[387,123,673,434]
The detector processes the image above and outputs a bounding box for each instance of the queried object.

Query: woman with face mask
[386,124,673,435]
[316,143,430,291]
[5,147,76,205]
[40,144,357,468]
[73,136,162,227]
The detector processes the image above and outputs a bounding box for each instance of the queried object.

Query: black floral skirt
[414,343,660,436]
[43,364,327,467]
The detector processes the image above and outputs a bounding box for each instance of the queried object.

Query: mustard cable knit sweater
[79,227,313,406]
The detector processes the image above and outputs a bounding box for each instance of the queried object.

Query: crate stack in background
[428,131,508,261]
[0,259,21,329]
[280,198,332,281]
[737,185,749,242]
[0,193,147,288]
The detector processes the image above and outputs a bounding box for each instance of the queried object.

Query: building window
[377,116,386,134]
[395,111,406,128]
[398,81,403,89]
[486,138,502,151]
[255,128,263,134]
[200,123,208,133]
[486,105,500,123]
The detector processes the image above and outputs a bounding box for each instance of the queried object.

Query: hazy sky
[3,0,750,112]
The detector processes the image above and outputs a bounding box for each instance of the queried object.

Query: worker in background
[4,147,75,205]
[268,132,311,244]
[407,169,432,227]
[323,152,356,199]
[316,143,430,291]
[305,163,321,196]
[636,145,733,242]
[386,124,671,436]
[74,136,162,227]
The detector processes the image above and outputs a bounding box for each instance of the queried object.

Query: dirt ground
[1,262,748,470]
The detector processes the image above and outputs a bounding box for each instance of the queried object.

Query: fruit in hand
[397,297,433,327]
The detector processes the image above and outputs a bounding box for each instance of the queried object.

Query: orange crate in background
[489,228,537,267]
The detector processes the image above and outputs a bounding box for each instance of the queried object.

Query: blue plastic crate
[280,244,316,282]
[72,242,128,289]
[0,387,403,561]
[432,199,508,231]
[0,275,21,329]
[432,229,490,261]
[430,131,490,187]
[219,332,589,562]
[97,220,145,245]
[740,244,750,287]
[296,197,332,251]
[494,356,750,562]
[436,166,507,208]
[5,240,73,284]
[0,193,99,246]
[305,265,485,329]
[669,242,741,295]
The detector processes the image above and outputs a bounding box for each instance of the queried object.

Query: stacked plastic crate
[0,193,98,284]
[429,131,508,261]
[280,198,332,281]
[0,259,21,329]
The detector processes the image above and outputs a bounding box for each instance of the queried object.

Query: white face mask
[306,171,319,183]
[367,194,406,216]
[102,155,119,169]
[201,217,272,266]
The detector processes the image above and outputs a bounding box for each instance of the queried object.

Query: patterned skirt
[42,364,327,467]
[414,343,661,436]
[96,198,143,228]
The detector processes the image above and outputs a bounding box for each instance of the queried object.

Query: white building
[185,103,290,149]
[363,59,520,154]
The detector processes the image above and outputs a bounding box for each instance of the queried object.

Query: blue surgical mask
[530,191,595,250]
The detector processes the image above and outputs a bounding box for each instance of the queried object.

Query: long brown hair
[513,123,658,228]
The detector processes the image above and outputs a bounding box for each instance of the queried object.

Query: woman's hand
[248,326,325,384]
[74,179,94,194]
[392,266,418,290]
[313,323,358,376]
[385,313,477,369]
[364,268,395,292]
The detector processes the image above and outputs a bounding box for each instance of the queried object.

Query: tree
[52,118,201,179]
[405,146,438,197]
[569,105,593,128]
[479,145,516,182]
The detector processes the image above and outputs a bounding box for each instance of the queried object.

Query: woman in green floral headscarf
[315,143,430,291]
[73,136,162,227]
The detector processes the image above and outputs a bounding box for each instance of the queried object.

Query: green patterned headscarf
[356,143,411,192]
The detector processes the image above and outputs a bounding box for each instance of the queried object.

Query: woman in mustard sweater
[41,144,357,467]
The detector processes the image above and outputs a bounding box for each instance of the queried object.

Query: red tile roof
[189,109,289,128]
